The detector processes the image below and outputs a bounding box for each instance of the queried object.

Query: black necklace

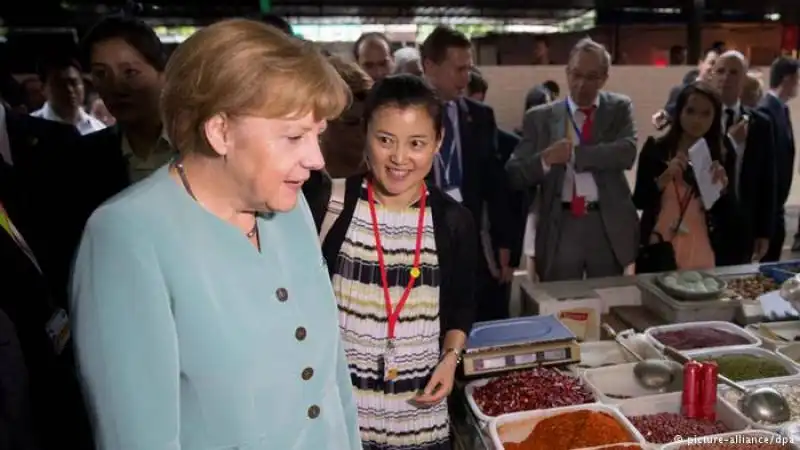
[174,161,258,238]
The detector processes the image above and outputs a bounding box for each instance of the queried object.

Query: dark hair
[669,45,686,64]
[37,55,82,82]
[363,74,443,139]
[260,14,293,35]
[542,80,560,97]
[534,35,548,45]
[710,41,726,53]
[467,69,488,96]
[420,26,471,65]
[769,57,800,88]
[524,85,549,110]
[0,71,25,108]
[661,81,724,161]
[81,16,166,71]
[352,32,391,61]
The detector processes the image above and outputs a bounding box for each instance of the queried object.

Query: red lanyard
[366,180,427,341]
[673,180,692,215]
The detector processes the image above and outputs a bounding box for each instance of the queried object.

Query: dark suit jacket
[758,94,795,207]
[5,113,84,308]
[0,308,37,450]
[74,126,131,224]
[0,159,94,450]
[427,98,512,257]
[664,84,684,118]
[717,107,777,265]
[496,129,526,265]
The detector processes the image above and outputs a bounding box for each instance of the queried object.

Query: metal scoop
[601,323,682,391]
[662,346,791,424]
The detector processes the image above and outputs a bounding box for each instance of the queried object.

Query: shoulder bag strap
[668,183,694,242]
[319,178,346,244]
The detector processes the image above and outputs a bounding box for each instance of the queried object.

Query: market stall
[451,262,800,450]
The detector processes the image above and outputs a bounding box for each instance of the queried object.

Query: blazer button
[307,405,320,419]
[301,367,314,380]
[275,287,289,302]
[295,326,307,341]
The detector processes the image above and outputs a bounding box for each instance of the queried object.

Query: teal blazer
[70,166,360,449]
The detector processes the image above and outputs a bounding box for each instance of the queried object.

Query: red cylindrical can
[700,362,719,421]
[681,361,703,419]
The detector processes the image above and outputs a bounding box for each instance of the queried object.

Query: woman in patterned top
[308,74,478,449]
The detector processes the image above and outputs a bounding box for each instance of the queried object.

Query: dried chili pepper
[508,410,633,450]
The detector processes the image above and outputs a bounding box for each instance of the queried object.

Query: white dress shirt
[434,100,463,189]
[31,102,106,135]
[723,101,745,197]
[122,131,174,183]
[541,97,601,202]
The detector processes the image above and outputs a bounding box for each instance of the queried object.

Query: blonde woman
[70,19,360,449]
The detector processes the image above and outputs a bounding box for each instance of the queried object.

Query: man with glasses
[506,37,638,281]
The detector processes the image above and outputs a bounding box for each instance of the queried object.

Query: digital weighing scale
[462,315,580,377]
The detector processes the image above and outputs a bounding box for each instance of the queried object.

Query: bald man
[353,32,394,81]
[711,51,777,265]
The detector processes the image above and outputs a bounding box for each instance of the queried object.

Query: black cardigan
[305,174,478,335]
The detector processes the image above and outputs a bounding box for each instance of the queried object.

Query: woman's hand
[710,161,728,188]
[657,153,687,189]
[665,153,688,179]
[413,353,458,407]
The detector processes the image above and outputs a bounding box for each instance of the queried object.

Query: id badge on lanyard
[367,181,426,387]
[437,149,462,203]
[0,204,69,354]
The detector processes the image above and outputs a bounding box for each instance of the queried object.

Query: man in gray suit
[506,37,639,281]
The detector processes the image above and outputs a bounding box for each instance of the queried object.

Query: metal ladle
[661,346,791,424]
[601,323,682,391]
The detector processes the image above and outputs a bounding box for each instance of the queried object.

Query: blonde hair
[326,55,372,97]
[161,18,350,155]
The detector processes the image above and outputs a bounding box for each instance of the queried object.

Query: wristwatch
[439,347,464,365]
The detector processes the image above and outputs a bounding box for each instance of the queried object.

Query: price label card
[543,348,567,361]
[514,353,537,365]
[475,356,507,371]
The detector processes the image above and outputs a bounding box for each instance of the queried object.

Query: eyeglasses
[568,70,605,83]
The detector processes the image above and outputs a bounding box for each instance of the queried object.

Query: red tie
[571,106,595,217]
